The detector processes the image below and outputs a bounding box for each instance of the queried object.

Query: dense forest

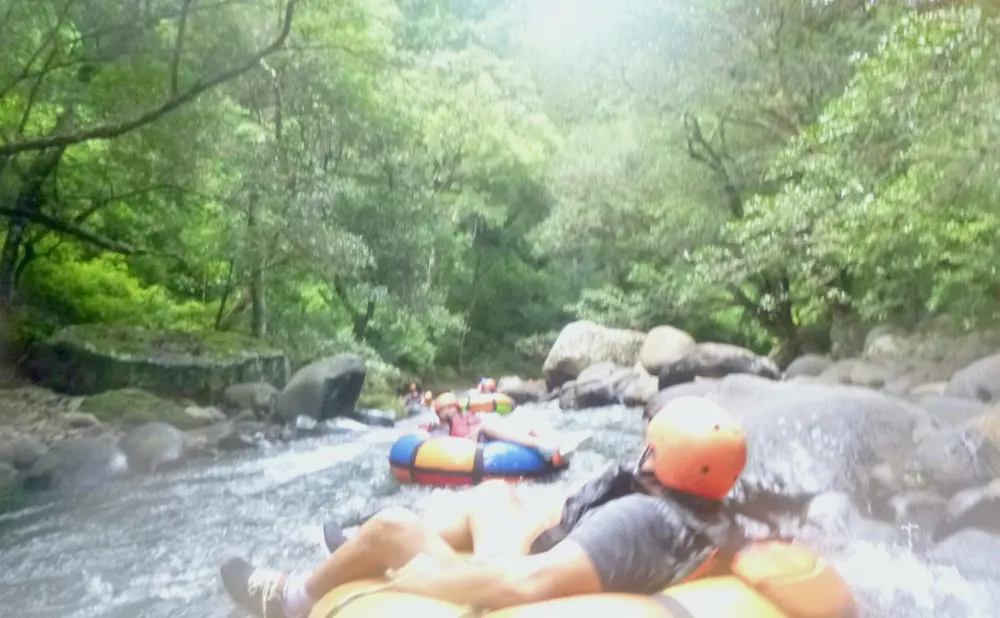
[2,0,998,387]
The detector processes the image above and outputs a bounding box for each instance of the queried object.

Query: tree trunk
[247,192,266,337]
[214,259,236,330]
[0,137,70,305]
[458,218,483,371]
[353,299,375,340]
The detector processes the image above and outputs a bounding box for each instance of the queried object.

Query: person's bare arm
[477,417,542,448]
[388,540,602,609]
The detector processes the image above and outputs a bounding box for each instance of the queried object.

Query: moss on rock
[28,324,288,402]
[79,388,206,430]
[49,324,281,360]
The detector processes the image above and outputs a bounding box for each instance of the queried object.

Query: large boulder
[495,376,547,404]
[666,375,931,503]
[657,342,779,389]
[542,321,645,389]
[118,422,188,473]
[783,354,833,379]
[275,354,366,422]
[26,325,288,404]
[23,437,129,490]
[872,413,1000,496]
[557,362,640,409]
[945,354,1000,403]
[638,325,696,377]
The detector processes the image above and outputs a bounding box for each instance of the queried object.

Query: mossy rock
[27,324,289,403]
[79,388,207,430]
[48,324,281,359]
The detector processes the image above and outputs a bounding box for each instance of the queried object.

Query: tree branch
[0,0,299,156]
[0,207,193,272]
[169,0,196,95]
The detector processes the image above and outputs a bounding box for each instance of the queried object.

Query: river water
[0,403,995,617]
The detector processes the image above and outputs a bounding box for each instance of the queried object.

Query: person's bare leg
[465,480,555,558]
[304,506,463,598]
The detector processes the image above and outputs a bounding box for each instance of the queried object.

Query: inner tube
[460,393,515,415]
[308,541,854,618]
[388,432,564,486]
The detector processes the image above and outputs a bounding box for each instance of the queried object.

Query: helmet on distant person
[434,392,460,413]
[640,396,747,500]
[481,378,497,393]
[423,391,433,405]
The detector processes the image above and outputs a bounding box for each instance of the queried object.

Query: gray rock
[783,354,834,379]
[658,342,779,389]
[0,434,47,470]
[184,405,228,425]
[118,422,187,473]
[26,325,288,403]
[677,375,931,502]
[24,437,128,490]
[223,382,279,415]
[275,354,366,422]
[63,411,103,428]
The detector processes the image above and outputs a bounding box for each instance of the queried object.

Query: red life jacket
[447,412,482,439]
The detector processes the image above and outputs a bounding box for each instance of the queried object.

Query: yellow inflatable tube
[309,541,854,618]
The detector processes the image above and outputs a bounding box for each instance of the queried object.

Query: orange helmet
[434,392,460,413]
[643,396,747,500]
[423,390,433,404]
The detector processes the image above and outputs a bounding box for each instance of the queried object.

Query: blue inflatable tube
[388,433,566,486]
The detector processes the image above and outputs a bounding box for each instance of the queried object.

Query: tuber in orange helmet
[434,392,460,413]
[641,396,747,501]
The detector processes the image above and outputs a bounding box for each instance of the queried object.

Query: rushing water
[0,402,995,617]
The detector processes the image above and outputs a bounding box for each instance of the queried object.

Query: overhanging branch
[0,0,299,156]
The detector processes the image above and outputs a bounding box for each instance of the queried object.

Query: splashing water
[0,403,994,617]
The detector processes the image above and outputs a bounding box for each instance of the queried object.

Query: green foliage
[4,0,996,390]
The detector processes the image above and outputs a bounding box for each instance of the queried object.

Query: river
[0,403,995,617]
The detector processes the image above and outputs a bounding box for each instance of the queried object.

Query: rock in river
[26,325,288,403]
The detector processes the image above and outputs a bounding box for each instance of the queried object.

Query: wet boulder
[638,325,696,377]
[783,354,833,379]
[495,376,547,404]
[945,354,1000,403]
[557,362,653,409]
[928,528,1000,582]
[23,437,129,490]
[684,375,931,501]
[184,420,266,455]
[275,354,366,422]
[0,433,47,470]
[118,422,187,473]
[797,492,898,546]
[914,395,988,427]
[542,321,645,389]
[643,381,719,420]
[874,414,1000,496]
[657,343,779,389]
[887,491,948,532]
[932,478,1000,542]
[223,382,279,418]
